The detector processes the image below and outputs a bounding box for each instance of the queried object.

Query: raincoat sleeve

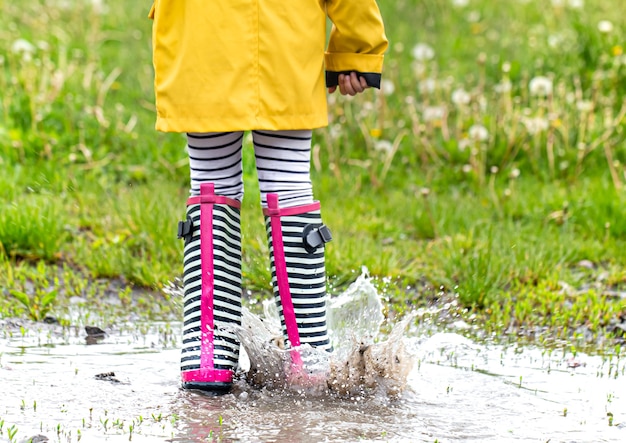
[324,0,389,89]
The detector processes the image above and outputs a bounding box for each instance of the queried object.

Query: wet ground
[1,278,625,443]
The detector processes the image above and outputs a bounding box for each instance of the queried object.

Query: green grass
[1,0,626,352]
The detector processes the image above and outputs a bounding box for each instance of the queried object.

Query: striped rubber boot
[177,183,242,392]
[264,194,333,375]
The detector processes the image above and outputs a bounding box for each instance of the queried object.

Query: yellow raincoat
[149,0,388,132]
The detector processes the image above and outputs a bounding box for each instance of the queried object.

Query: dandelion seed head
[468,124,489,141]
[422,105,446,122]
[462,164,473,173]
[327,93,337,106]
[90,0,108,14]
[494,80,512,94]
[329,124,342,140]
[548,34,563,49]
[419,78,437,94]
[568,0,584,9]
[451,0,469,7]
[529,76,553,97]
[36,41,50,51]
[11,38,35,54]
[50,0,72,10]
[477,96,487,112]
[451,88,471,106]
[458,139,471,151]
[381,79,395,96]
[467,11,481,23]
[412,61,427,77]
[522,116,549,135]
[374,140,393,153]
[486,29,500,42]
[576,100,594,112]
[598,20,613,34]
[411,43,435,61]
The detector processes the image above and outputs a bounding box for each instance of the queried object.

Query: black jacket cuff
[325,71,382,89]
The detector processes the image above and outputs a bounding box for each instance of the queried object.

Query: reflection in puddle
[1,275,625,442]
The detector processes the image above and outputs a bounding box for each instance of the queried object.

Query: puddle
[1,275,625,442]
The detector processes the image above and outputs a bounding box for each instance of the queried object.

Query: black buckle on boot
[177,216,194,245]
[302,224,332,253]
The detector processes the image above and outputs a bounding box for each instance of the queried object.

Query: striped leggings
[187,130,314,207]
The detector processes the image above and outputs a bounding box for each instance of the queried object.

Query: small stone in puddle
[85,326,107,344]
[20,435,49,443]
[567,358,585,368]
[85,326,106,337]
[95,372,122,383]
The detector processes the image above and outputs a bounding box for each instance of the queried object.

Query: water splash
[233,270,416,397]
[327,269,385,354]
[327,311,415,397]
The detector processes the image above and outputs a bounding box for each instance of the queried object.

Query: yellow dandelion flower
[470,23,484,35]
[613,45,623,56]
[370,128,382,138]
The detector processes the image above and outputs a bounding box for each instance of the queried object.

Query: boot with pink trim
[177,183,242,392]
[263,194,333,383]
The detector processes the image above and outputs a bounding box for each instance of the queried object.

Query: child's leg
[251,130,314,207]
[252,130,333,364]
[178,131,244,392]
[187,131,245,198]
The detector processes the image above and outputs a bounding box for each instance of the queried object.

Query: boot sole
[182,381,233,394]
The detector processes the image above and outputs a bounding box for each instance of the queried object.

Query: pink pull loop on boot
[177,183,242,392]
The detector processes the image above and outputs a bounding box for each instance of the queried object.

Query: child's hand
[328,72,370,96]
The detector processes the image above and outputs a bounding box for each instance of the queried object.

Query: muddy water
[1,276,625,443]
